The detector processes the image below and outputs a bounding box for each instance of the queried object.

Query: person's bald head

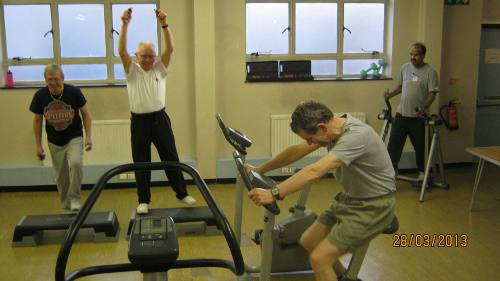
[136,41,157,71]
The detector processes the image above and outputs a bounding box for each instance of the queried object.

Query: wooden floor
[0,165,499,281]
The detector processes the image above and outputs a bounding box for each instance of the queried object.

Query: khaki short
[318,192,395,251]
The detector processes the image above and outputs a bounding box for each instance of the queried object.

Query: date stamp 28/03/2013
[392,233,469,248]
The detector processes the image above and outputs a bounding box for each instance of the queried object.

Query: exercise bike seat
[382,216,399,234]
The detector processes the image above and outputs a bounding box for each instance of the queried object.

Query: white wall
[5,0,490,185]
[440,0,485,163]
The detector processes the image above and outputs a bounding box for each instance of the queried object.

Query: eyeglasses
[137,54,156,59]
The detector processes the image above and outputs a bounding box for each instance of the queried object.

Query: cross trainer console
[126,205,221,238]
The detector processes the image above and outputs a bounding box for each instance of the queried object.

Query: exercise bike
[378,98,449,201]
[217,113,316,280]
[217,112,399,281]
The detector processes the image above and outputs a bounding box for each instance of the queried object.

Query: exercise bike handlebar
[233,151,280,215]
[216,112,280,215]
[55,162,245,281]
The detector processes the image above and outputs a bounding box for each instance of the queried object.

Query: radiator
[271,112,366,157]
[42,119,132,166]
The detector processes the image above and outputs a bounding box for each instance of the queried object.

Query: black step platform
[12,211,120,247]
[127,207,221,237]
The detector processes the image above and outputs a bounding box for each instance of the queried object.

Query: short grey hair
[44,63,64,79]
[136,41,156,54]
[290,101,333,134]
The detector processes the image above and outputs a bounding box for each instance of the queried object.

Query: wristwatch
[270,186,282,200]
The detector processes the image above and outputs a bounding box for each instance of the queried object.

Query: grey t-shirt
[328,116,396,198]
[397,63,439,117]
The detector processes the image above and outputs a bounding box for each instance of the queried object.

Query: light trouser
[48,137,83,209]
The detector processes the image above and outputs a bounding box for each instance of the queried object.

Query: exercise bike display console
[216,113,252,155]
[128,216,179,266]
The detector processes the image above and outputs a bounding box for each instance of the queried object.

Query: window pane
[343,59,379,75]
[114,64,126,80]
[9,65,46,82]
[296,3,337,54]
[112,4,159,56]
[4,5,53,59]
[62,64,107,80]
[344,4,384,53]
[311,60,337,76]
[246,3,289,55]
[59,4,105,57]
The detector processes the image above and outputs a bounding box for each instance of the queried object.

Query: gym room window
[245,0,387,80]
[0,0,158,86]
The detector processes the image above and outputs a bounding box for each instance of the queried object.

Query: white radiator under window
[271,112,366,157]
[42,119,132,166]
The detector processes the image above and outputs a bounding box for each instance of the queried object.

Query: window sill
[1,82,127,90]
[245,77,393,83]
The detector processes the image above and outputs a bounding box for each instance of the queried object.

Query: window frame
[245,0,389,79]
[0,0,160,86]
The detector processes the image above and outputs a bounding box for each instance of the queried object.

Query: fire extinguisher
[439,98,460,130]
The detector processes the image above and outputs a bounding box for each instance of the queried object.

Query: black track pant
[387,113,426,173]
[131,109,188,203]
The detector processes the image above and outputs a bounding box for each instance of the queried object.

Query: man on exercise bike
[247,101,396,281]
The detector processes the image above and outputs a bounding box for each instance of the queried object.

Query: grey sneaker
[70,200,81,212]
[179,195,197,205]
[417,171,425,181]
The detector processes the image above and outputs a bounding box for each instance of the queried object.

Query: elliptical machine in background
[378,97,449,201]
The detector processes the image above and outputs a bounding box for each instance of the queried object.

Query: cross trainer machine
[378,98,449,201]
[55,161,245,281]
[217,112,399,281]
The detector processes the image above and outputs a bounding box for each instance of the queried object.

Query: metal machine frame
[378,98,449,201]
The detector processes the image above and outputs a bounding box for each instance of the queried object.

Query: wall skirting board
[0,152,422,189]
[0,160,197,188]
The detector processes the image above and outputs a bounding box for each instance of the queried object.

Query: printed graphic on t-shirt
[44,100,75,131]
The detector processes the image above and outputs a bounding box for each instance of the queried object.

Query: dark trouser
[131,109,188,203]
[387,113,426,173]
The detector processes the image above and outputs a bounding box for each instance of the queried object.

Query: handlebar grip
[384,97,392,111]
[264,202,280,215]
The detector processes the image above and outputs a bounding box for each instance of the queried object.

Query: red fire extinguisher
[439,98,460,130]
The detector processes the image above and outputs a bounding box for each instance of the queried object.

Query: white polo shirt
[126,61,169,114]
